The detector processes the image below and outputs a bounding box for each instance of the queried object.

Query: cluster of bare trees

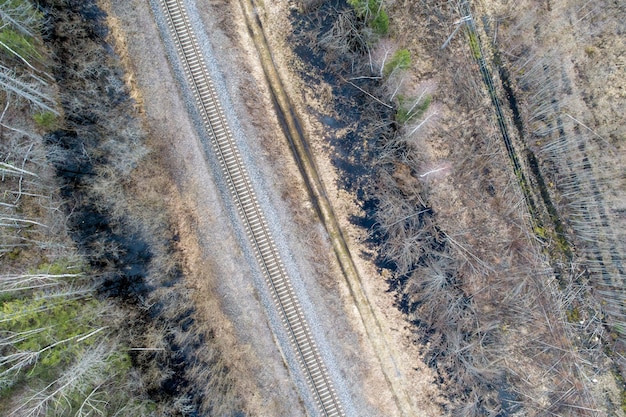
[507,40,626,343]
[0,96,139,417]
[299,0,624,414]
[367,127,611,415]
[0,2,145,414]
[0,0,60,257]
[0,0,56,113]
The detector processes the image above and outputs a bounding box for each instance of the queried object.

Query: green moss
[7,248,20,261]
[533,225,547,239]
[612,370,626,413]
[468,31,481,59]
[566,307,581,323]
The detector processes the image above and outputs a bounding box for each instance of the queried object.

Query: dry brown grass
[292,0,626,414]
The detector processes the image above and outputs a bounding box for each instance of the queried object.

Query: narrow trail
[157,0,344,415]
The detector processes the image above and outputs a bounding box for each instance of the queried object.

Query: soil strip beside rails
[237,0,415,415]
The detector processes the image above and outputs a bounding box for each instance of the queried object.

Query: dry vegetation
[495,0,626,341]
[4,0,622,414]
[1,0,245,415]
[295,0,625,415]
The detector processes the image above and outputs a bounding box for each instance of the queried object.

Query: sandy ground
[102,0,444,415]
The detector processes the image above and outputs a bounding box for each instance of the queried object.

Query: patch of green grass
[0,1,44,35]
[0,29,39,61]
[396,94,432,123]
[0,295,101,383]
[31,259,86,276]
[33,111,58,130]
[384,48,411,76]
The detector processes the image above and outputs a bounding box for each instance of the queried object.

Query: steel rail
[157,1,344,415]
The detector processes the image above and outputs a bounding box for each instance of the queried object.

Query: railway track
[158,0,344,415]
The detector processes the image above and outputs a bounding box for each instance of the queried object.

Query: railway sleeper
[179,38,194,49]
[249,221,265,233]
[176,34,192,45]
[264,259,281,271]
[283,306,300,319]
[205,105,219,120]
[232,177,249,191]
[195,84,211,95]
[222,154,238,166]
[255,238,271,251]
[301,351,317,364]
[312,373,330,387]
[265,267,283,280]
[274,287,291,300]
[291,327,307,339]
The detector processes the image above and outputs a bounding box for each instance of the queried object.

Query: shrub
[348,0,389,35]
[371,9,389,35]
[396,94,431,123]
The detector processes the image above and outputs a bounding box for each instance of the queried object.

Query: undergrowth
[294,0,625,414]
[1,0,243,415]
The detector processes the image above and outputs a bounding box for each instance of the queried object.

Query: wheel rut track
[158,0,344,415]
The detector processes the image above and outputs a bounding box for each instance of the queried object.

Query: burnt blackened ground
[291,1,438,292]
[290,1,396,193]
[41,1,243,415]
[290,5,526,415]
[42,0,156,303]
[290,1,403,274]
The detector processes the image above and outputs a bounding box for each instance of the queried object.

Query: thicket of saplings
[1,0,242,415]
[499,3,626,348]
[297,0,622,415]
